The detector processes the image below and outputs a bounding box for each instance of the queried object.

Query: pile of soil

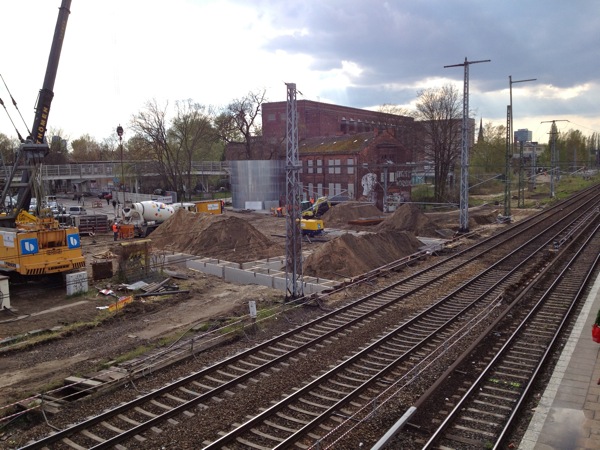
[469,209,499,225]
[321,202,383,227]
[303,230,422,280]
[150,209,285,263]
[377,203,440,237]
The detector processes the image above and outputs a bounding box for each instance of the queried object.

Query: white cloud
[1,0,598,146]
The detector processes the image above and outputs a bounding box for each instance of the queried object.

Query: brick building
[298,130,413,209]
[226,100,417,209]
[262,100,414,148]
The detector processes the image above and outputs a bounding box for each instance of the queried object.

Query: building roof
[299,132,381,155]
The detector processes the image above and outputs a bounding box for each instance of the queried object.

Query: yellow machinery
[301,197,330,219]
[300,218,325,237]
[0,211,85,276]
[194,199,224,215]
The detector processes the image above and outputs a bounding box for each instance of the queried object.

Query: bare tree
[131,99,222,197]
[0,132,20,167]
[415,84,462,202]
[377,103,413,118]
[170,99,219,199]
[215,88,267,159]
[131,99,181,193]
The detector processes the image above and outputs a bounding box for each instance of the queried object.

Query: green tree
[71,134,104,162]
[544,127,590,174]
[558,129,588,172]
[471,122,506,173]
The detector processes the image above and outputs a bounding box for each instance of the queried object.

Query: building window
[267,113,276,121]
[317,183,323,197]
[328,159,341,174]
[308,183,314,199]
[317,159,323,174]
[328,183,334,196]
[347,158,354,174]
[307,159,313,174]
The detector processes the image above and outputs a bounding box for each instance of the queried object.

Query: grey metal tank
[229,160,285,210]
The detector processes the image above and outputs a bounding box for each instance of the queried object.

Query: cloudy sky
[1,0,599,147]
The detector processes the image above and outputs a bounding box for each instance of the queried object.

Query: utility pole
[444,57,490,233]
[285,83,303,300]
[502,76,536,219]
[116,125,124,217]
[541,120,568,198]
[518,140,525,208]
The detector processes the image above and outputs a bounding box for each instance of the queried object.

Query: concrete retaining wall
[183,255,336,294]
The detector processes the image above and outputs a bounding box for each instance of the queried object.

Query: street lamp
[116,124,124,216]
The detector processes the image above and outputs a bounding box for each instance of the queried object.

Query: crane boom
[0,0,71,226]
[0,1,85,279]
[31,0,71,145]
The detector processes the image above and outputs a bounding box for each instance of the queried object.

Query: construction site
[0,196,516,410]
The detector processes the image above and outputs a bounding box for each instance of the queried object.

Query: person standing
[106,195,110,206]
[112,222,119,241]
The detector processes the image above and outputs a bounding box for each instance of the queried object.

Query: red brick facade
[262,100,415,150]
[298,130,413,209]
[226,100,474,209]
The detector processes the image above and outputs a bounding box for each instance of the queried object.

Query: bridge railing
[0,161,229,180]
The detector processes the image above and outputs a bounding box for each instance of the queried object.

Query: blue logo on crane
[67,234,81,249]
[20,238,39,255]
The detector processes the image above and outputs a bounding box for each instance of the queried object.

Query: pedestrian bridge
[0,160,229,191]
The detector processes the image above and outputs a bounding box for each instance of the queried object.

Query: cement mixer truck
[121,201,175,237]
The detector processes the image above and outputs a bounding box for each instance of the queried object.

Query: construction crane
[0,0,85,278]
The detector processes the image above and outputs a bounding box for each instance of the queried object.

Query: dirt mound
[470,210,498,225]
[150,209,285,263]
[377,203,439,237]
[303,230,423,280]
[321,202,383,227]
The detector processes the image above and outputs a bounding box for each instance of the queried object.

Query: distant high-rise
[514,128,532,142]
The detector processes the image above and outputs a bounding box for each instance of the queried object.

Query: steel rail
[18,187,600,449]
[200,199,600,449]
[422,221,600,449]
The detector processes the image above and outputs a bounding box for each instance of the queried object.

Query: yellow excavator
[301,196,330,219]
[0,0,85,277]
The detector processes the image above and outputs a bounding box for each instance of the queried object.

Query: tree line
[0,85,597,202]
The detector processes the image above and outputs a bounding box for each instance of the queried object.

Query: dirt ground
[0,202,537,409]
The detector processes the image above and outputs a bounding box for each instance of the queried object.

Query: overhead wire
[0,73,30,141]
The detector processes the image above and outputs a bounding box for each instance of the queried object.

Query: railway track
[18,186,600,449]
[417,216,600,449]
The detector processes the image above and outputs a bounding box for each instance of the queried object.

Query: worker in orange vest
[112,222,119,241]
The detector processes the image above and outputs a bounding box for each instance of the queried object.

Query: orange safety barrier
[119,224,135,239]
[109,295,133,312]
